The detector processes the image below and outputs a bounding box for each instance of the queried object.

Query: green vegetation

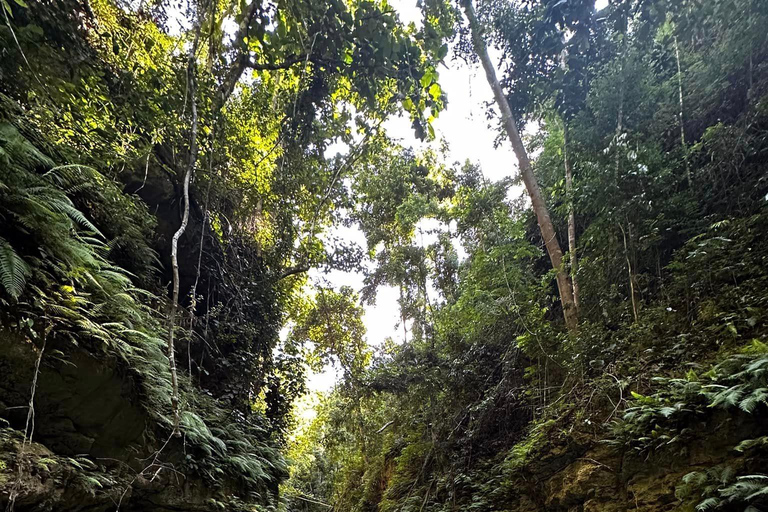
[0,0,767,511]
[0,0,446,508]
[280,0,768,511]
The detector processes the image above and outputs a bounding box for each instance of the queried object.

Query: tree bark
[619,222,638,323]
[168,17,202,435]
[674,35,692,187]
[563,122,579,311]
[461,0,577,330]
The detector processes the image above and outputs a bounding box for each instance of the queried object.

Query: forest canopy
[0,0,767,511]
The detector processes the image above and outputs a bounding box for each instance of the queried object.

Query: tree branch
[214,0,260,111]
[247,54,305,70]
[376,420,395,434]
[278,264,310,280]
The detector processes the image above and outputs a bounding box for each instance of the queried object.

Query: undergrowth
[0,102,286,503]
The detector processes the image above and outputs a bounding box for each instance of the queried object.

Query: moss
[504,419,557,471]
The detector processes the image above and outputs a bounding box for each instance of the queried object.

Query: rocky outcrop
[500,413,766,512]
[0,331,147,461]
[0,330,272,512]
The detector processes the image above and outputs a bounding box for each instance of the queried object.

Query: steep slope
[280,0,768,510]
[0,114,286,511]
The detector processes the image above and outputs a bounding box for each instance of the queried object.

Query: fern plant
[614,339,768,510]
[677,467,768,511]
[1,119,288,500]
[0,236,30,299]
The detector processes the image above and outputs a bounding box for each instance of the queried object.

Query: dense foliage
[0,0,447,509]
[281,0,768,511]
[1,0,767,511]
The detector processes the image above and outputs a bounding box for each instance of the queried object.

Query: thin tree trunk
[674,35,692,187]
[187,125,214,377]
[619,222,638,323]
[168,16,202,435]
[461,0,577,330]
[563,122,579,310]
[614,31,626,181]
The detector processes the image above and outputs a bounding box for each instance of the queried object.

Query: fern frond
[43,164,99,189]
[708,384,744,409]
[695,497,720,511]
[47,197,103,236]
[739,388,768,413]
[735,437,768,453]
[0,237,31,298]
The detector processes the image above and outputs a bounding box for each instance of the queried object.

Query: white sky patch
[381,52,520,184]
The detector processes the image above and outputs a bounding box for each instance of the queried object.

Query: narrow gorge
[1,0,767,511]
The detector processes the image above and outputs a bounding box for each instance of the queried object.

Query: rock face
[0,332,146,460]
[0,331,247,512]
[497,415,766,512]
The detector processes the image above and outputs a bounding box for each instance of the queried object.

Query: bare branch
[278,265,310,280]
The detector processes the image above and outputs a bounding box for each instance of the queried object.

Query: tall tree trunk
[614,30,626,182]
[168,14,202,434]
[674,35,692,187]
[619,222,638,323]
[747,0,754,104]
[461,0,577,330]
[563,122,579,311]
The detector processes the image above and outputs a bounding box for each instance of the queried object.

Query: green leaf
[0,237,31,299]
[420,70,433,88]
[429,83,442,101]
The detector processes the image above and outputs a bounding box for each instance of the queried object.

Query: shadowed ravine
[2,0,768,510]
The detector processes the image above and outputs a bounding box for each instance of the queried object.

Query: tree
[460,0,577,330]
[290,286,373,461]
